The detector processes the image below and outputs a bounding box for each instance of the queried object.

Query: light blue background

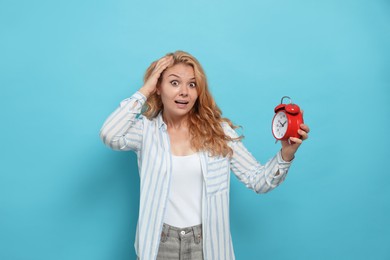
[1,0,389,259]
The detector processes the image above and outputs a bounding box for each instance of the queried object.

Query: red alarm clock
[272,96,304,141]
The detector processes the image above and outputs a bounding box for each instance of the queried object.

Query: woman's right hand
[139,55,174,97]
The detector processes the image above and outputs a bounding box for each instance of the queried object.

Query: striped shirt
[99,91,292,260]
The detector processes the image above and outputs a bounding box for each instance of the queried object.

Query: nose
[179,86,188,97]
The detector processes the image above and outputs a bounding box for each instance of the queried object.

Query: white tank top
[163,153,203,228]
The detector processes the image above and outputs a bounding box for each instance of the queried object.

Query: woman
[100,51,309,260]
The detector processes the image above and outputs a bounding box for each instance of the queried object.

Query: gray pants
[156,223,204,260]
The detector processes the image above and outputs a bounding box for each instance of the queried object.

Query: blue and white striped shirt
[100,91,292,260]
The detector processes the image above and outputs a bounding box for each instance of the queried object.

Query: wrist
[281,149,294,162]
[139,86,154,98]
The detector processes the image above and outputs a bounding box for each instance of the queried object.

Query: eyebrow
[168,74,195,80]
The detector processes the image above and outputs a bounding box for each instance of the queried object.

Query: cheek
[191,89,199,99]
[160,94,171,106]
[160,91,178,107]
[159,85,176,98]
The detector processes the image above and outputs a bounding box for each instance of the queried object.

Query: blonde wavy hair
[143,50,242,157]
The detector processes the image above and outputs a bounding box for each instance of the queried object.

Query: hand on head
[140,55,174,97]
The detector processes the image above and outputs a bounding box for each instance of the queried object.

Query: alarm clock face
[272,111,288,139]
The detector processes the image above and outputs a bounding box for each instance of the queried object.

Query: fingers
[298,129,308,140]
[300,124,310,133]
[140,56,174,97]
[282,122,309,157]
[147,56,173,85]
[153,55,173,74]
[146,55,173,84]
[298,124,309,140]
[289,137,303,144]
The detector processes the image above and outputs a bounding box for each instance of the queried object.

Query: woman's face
[157,63,198,120]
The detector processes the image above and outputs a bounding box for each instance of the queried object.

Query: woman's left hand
[280,123,310,162]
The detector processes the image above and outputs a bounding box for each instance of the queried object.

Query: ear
[156,85,161,95]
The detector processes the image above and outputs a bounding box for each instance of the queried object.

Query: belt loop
[193,225,202,244]
[161,223,169,242]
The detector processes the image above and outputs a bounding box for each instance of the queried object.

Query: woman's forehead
[164,63,195,79]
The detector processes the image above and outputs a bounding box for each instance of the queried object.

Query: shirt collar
[156,112,167,130]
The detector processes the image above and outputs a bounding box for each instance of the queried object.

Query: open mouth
[175,100,189,105]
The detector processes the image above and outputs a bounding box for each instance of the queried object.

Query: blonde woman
[100,51,310,260]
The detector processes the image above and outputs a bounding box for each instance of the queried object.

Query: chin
[176,110,191,117]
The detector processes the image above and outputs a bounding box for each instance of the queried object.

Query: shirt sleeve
[223,123,292,194]
[99,91,146,152]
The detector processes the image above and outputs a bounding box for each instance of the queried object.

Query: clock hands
[277,120,287,127]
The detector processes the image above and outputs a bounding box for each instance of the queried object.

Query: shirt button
[180,231,185,236]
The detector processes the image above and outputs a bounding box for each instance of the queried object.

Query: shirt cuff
[133,91,147,102]
[270,150,292,180]
[120,91,147,107]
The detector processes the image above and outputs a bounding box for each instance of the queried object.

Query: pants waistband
[161,223,202,243]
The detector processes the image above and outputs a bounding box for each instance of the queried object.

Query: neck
[162,111,189,129]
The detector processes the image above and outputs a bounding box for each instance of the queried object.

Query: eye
[170,80,179,86]
[189,82,196,88]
